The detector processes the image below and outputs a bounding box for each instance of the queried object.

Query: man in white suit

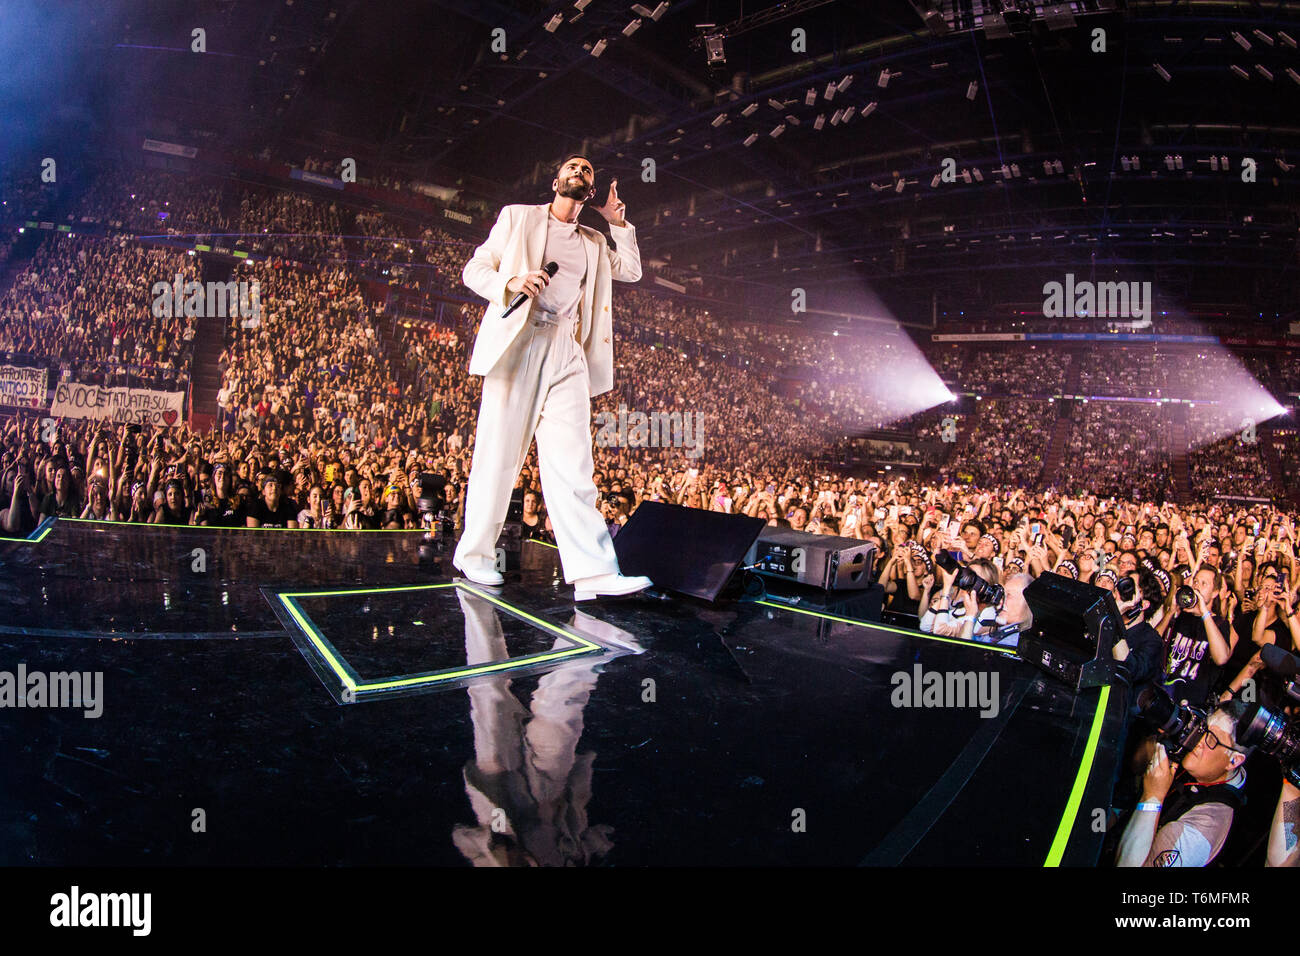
[453,155,653,601]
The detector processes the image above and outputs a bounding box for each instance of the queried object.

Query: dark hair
[555,154,594,179]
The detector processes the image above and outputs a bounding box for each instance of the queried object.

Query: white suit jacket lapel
[580,224,599,339]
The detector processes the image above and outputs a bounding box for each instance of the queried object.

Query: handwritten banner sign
[0,365,48,408]
[50,382,185,426]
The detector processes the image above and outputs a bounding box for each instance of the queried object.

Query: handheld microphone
[502,261,558,319]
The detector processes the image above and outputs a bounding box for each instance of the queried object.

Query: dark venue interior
[2,0,1299,927]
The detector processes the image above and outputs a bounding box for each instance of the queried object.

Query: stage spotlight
[813,114,825,130]
[622,18,641,36]
[591,38,608,56]
[1153,63,1171,82]
[966,81,978,100]
[741,102,757,116]
[805,88,817,106]
[1230,64,1250,80]
[861,101,877,117]
[704,33,725,65]
[877,69,891,88]
[1231,30,1251,51]
[544,14,563,31]
[1256,65,1274,82]
[743,133,758,147]
[1280,30,1297,48]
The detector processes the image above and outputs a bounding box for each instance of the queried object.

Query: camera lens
[1176,585,1197,610]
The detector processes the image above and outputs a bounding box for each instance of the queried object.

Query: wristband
[1136,801,1162,813]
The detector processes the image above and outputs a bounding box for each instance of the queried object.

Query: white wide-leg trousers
[454,315,619,583]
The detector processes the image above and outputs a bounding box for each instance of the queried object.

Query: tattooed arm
[1266,780,1300,867]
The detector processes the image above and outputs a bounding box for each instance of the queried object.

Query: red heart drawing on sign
[162,410,178,426]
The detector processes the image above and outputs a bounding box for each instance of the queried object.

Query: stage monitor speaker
[1019,572,1122,691]
[744,528,876,592]
[612,501,767,602]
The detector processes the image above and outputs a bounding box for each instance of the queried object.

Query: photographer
[919,557,1001,640]
[1111,570,1166,686]
[1163,566,1237,709]
[1117,699,1251,867]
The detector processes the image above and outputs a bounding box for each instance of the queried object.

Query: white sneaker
[573,573,653,602]
[454,562,505,587]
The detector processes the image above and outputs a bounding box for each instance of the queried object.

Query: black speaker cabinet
[1019,572,1123,690]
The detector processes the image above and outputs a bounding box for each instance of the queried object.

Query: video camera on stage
[1235,644,1300,787]
[1136,684,1209,760]
[934,550,1004,607]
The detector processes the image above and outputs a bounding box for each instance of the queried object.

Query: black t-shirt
[40,491,83,519]
[521,514,550,542]
[153,503,190,526]
[199,495,246,528]
[1163,612,1229,708]
[248,498,299,528]
[1123,620,1164,686]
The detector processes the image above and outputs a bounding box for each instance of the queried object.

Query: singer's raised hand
[506,269,551,298]
[593,178,626,226]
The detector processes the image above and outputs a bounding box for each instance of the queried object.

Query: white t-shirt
[533,212,588,321]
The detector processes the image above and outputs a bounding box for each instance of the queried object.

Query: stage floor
[0,519,1125,866]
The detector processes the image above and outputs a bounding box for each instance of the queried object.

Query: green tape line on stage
[754,598,1019,656]
[0,516,56,544]
[277,581,604,697]
[1044,684,1111,867]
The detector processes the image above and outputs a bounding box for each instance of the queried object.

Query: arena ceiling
[13,0,1300,323]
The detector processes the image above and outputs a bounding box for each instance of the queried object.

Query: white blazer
[461,202,642,397]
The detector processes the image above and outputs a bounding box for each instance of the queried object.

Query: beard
[556,176,592,201]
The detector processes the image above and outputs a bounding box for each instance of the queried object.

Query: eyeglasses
[1196,729,1242,756]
